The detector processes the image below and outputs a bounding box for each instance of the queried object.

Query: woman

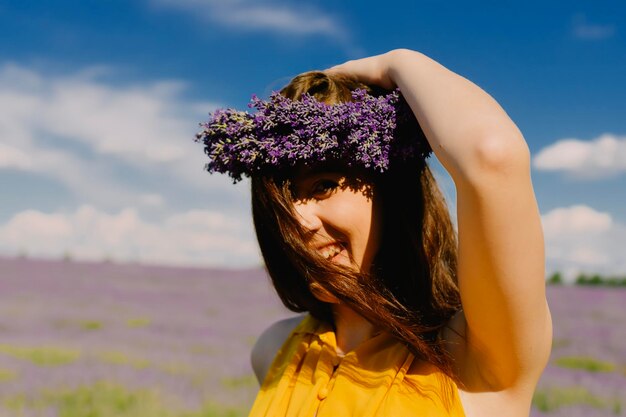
[197,49,552,417]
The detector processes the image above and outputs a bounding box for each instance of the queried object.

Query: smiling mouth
[319,242,346,260]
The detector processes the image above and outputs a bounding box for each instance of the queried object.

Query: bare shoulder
[251,315,305,385]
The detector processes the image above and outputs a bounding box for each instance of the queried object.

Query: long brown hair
[251,71,461,374]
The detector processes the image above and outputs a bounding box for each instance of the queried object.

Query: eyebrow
[292,162,347,180]
[292,171,345,188]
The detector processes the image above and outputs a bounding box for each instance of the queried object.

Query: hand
[324,50,398,90]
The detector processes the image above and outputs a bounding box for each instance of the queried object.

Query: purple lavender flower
[195,89,430,182]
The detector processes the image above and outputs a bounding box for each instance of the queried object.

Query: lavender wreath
[195,88,430,183]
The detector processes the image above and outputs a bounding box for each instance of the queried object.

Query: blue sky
[1,0,624,279]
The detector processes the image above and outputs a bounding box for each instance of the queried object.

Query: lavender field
[0,257,624,417]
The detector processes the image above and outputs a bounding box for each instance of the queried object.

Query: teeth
[322,244,342,259]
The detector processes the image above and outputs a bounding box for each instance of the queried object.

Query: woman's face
[290,168,382,275]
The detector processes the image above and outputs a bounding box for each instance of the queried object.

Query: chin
[309,282,341,304]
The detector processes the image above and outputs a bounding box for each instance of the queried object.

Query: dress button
[317,386,329,400]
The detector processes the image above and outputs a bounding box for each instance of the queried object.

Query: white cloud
[541,205,612,236]
[0,62,265,267]
[541,205,626,281]
[0,205,260,267]
[138,193,165,207]
[150,0,347,40]
[0,143,32,169]
[43,79,189,163]
[0,62,242,209]
[572,14,616,40]
[533,133,626,179]
[0,63,210,165]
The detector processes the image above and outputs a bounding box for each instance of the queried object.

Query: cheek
[351,194,382,270]
[333,198,372,230]
[337,196,377,261]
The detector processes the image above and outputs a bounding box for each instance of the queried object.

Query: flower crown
[195,88,430,183]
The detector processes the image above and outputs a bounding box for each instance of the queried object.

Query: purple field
[0,257,624,416]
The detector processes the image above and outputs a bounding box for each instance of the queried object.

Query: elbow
[475,133,530,174]
[458,132,531,184]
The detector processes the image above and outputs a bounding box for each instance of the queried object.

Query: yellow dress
[248,314,466,417]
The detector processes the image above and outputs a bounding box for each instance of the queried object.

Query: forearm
[385,49,528,183]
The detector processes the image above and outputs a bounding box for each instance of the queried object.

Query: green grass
[79,320,103,330]
[94,351,150,369]
[0,368,18,382]
[533,386,621,413]
[156,361,193,375]
[189,345,218,355]
[0,344,80,366]
[3,381,247,417]
[221,374,257,389]
[554,356,616,373]
[551,338,571,349]
[126,317,151,328]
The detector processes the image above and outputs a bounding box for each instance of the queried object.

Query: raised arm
[327,49,552,392]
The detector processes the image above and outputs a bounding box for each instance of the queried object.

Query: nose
[293,200,322,232]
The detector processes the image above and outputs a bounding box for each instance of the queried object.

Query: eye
[311,179,338,198]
